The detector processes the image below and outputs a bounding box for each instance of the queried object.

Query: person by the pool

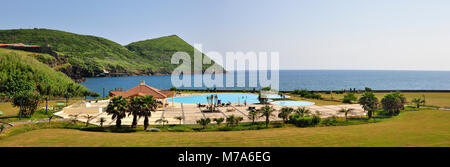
[244,100,247,106]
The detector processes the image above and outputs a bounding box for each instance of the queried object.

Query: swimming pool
[167,93,284,104]
[271,100,314,106]
[265,94,290,99]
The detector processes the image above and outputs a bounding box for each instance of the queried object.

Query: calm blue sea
[81,70,450,96]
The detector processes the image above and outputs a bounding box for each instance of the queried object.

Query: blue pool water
[167,93,271,104]
[272,100,315,106]
[265,94,290,99]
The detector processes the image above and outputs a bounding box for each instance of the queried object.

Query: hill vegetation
[0,29,223,80]
[0,48,91,97]
[126,35,221,72]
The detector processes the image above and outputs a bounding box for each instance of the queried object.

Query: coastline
[175,89,450,93]
[76,70,227,83]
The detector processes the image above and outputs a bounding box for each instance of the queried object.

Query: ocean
[81,70,450,95]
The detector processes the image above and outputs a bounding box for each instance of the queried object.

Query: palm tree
[174,116,184,125]
[47,112,54,124]
[98,117,106,127]
[206,95,213,111]
[128,97,143,128]
[155,117,169,127]
[422,95,426,106]
[295,107,310,117]
[235,116,244,126]
[412,97,425,109]
[338,108,354,122]
[213,94,218,109]
[226,114,243,126]
[358,92,379,119]
[68,114,80,125]
[196,118,211,129]
[64,92,70,107]
[226,115,236,126]
[258,91,268,104]
[105,96,128,129]
[0,124,5,134]
[278,92,285,99]
[278,107,293,123]
[248,110,259,124]
[259,105,276,127]
[213,118,224,126]
[140,95,157,130]
[206,94,219,112]
[83,114,94,127]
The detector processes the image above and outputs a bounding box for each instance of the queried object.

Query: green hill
[0,48,91,97]
[0,29,223,79]
[0,29,150,79]
[126,35,223,73]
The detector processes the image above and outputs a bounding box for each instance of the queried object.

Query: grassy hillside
[0,110,448,146]
[0,29,223,79]
[0,48,90,97]
[126,35,223,73]
[0,29,150,78]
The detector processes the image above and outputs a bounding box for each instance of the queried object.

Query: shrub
[292,89,322,99]
[12,91,42,116]
[381,92,406,116]
[335,90,344,94]
[196,118,211,129]
[289,113,301,122]
[226,115,243,126]
[292,117,311,127]
[305,93,322,99]
[311,115,321,125]
[343,93,357,103]
[321,116,338,126]
[289,116,320,127]
[292,89,309,97]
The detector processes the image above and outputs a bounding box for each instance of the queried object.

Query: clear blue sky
[2,0,450,71]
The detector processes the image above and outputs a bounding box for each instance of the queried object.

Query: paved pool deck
[56,99,366,126]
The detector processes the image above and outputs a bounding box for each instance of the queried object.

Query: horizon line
[224,69,450,72]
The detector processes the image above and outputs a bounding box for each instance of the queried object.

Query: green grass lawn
[0,102,18,116]
[0,99,81,122]
[1,109,448,147]
[286,95,344,106]
[292,92,450,107]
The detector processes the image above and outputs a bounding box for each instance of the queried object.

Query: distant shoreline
[80,70,450,93]
[78,71,227,82]
[175,89,450,93]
